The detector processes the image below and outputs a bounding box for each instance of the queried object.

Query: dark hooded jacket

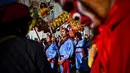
[0,3,52,73]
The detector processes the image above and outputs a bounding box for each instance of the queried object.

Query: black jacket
[0,37,51,73]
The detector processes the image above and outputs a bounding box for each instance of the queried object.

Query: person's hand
[47,58,51,62]
[58,60,64,65]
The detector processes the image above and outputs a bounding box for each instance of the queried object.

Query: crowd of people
[0,1,91,73]
[27,25,91,73]
[26,2,92,73]
[1,0,130,73]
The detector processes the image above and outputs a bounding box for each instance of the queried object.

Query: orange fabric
[91,0,130,73]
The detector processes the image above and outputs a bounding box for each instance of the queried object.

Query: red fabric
[75,49,86,56]
[81,16,92,26]
[70,0,92,26]
[63,60,71,73]
[91,0,130,73]
[70,10,91,26]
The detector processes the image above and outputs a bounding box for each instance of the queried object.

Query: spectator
[0,3,51,73]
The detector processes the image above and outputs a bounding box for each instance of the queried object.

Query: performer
[83,34,91,73]
[68,28,75,40]
[74,32,87,72]
[45,34,58,72]
[83,34,90,57]
[58,28,74,73]
[68,28,76,66]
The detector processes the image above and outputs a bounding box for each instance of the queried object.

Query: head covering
[75,32,82,40]
[0,3,32,37]
[61,27,69,33]
[61,23,70,31]
[1,3,32,24]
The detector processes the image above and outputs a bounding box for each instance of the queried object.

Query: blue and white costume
[46,42,58,69]
[74,40,84,70]
[83,39,90,58]
[58,38,74,73]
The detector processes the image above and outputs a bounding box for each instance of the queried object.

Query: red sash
[75,49,85,56]
[63,60,71,73]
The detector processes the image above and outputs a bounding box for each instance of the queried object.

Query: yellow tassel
[29,19,37,31]
[88,57,94,68]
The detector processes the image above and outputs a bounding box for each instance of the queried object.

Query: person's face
[74,36,79,41]
[46,36,51,42]
[51,37,55,42]
[61,29,67,38]
[58,0,115,28]
[84,34,89,39]
[69,29,74,37]
[80,0,114,28]
[82,0,111,17]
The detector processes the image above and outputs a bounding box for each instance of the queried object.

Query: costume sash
[63,60,71,73]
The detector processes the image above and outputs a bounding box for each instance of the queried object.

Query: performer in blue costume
[45,34,58,71]
[82,34,91,73]
[58,28,74,73]
[74,32,85,72]
[83,34,90,56]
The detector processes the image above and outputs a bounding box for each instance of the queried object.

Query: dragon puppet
[29,0,105,33]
